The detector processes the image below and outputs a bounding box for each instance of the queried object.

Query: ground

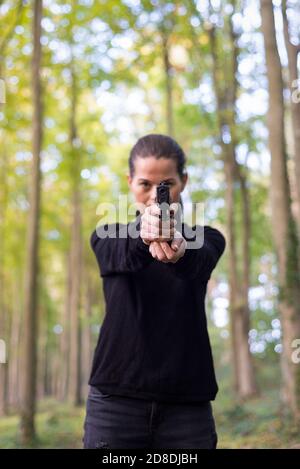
[0,387,299,448]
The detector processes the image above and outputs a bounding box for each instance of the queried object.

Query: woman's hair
[129,133,187,180]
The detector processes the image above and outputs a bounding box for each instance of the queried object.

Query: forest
[0,0,300,449]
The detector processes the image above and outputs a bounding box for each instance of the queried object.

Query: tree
[20,0,43,444]
[260,0,300,420]
[190,0,258,398]
[281,0,300,237]
[67,61,83,406]
[0,0,25,419]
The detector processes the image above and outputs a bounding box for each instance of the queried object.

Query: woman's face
[127,156,188,207]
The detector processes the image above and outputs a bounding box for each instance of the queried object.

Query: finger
[149,243,155,257]
[148,204,161,218]
[170,231,184,252]
[159,228,175,240]
[161,219,176,230]
[141,215,160,239]
[144,217,175,233]
[142,213,160,229]
[159,241,175,260]
[143,222,175,240]
[170,239,186,263]
[141,230,158,242]
[150,242,159,259]
[159,219,175,238]
[149,242,158,260]
[152,241,168,262]
[145,215,161,236]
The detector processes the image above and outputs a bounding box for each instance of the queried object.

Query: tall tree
[0,140,9,416]
[260,0,300,419]
[206,0,257,398]
[0,0,25,419]
[67,58,83,407]
[158,3,175,137]
[162,30,174,137]
[20,0,43,444]
[281,0,300,236]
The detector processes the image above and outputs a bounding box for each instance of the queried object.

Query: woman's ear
[181,173,188,192]
[127,174,132,187]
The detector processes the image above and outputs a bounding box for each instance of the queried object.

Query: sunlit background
[0,0,300,448]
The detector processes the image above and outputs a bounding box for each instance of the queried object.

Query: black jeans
[83,386,218,449]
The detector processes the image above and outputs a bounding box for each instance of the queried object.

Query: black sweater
[88,215,226,403]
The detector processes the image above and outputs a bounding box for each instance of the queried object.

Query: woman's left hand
[149,230,187,263]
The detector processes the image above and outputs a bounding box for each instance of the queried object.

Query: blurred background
[0,0,300,449]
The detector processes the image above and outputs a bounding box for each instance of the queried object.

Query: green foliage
[1,0,299,449]
[0,367,299,448]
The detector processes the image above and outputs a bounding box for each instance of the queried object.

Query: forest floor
[0,386,299,448]
[214,387,300,448]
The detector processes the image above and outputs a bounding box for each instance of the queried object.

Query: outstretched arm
[149,225,226,281]
[90,220,154,277]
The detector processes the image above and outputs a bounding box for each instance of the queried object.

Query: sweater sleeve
[90,219,154,277]
[167,225,226,281]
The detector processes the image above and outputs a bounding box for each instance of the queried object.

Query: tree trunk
[81,274,93,400]
[68,190,82,405]
[162,31,174,137]
[20,0,43,444]
[0,147,9,416]
[260,0,300,420]
[0,307,9,416]
[281,0,300,237]
[208,2,257,398]
[67,63,83,406]
[9,278,22,409]
[36,311,46,401]
[58,250,72,400]
[0,0,24,418]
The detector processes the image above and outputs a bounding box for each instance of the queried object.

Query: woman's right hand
[149,231,187,263]
[140,204,176,245]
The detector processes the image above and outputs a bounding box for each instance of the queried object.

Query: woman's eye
[139,181,173,188]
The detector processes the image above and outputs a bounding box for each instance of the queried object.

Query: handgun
[156,181,173,242]
[156,181,170,220]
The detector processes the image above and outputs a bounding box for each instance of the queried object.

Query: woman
[83,134,226,449]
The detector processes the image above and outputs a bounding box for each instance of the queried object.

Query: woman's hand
[149,230,187,263]
[140,204,177,245]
